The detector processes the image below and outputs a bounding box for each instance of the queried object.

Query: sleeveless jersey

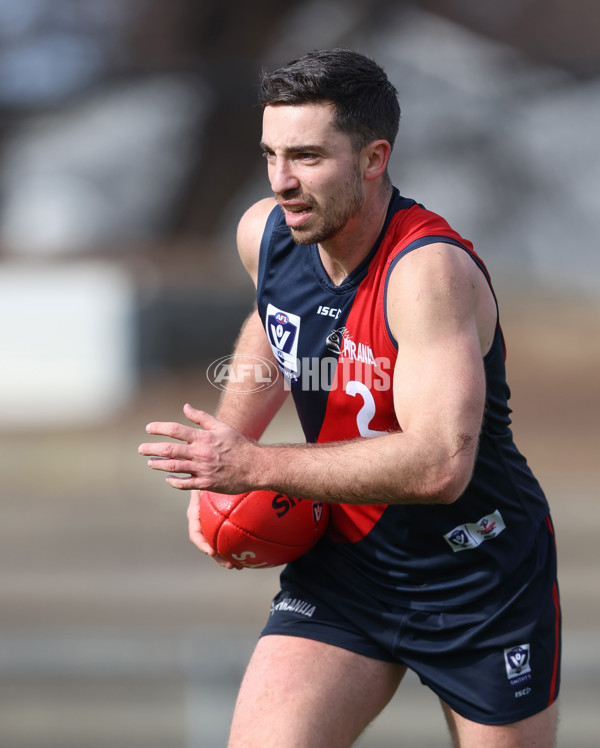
[256,188,550,610]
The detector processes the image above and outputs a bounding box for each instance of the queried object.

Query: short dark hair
[258,48,400,151]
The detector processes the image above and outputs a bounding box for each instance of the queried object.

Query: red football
[199,489,330,568]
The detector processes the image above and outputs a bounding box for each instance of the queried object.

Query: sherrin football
[199,489,330,568]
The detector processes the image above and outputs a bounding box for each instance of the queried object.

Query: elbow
[387,430,477,506]
[421,457,475,506]
[432,432,478,505]
[433,470,471,505]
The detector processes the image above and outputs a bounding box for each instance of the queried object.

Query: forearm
[141,408,476,503]
[216,308,289,440]
[249,430,475,506]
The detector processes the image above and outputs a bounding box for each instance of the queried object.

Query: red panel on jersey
[316,205,473,544]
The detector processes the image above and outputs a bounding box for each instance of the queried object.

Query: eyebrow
[259,142,325,155]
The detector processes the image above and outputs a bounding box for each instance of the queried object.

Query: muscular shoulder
[386,242,497,355]
[237,198,277,286]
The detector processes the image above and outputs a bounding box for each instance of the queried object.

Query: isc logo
[272,493,297,518]
[515,687,532,699]
[317,305,342,319]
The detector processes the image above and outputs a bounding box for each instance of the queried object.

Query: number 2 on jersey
[346,380,387,438]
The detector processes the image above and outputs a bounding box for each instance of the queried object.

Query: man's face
[260,103,364,245]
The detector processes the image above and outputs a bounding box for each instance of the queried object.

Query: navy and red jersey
[256,188,550,610]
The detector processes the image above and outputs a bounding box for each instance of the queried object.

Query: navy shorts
[261,516,561,725]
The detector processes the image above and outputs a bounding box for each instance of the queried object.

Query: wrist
[246,442,284,492]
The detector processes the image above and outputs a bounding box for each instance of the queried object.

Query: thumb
[183,403,220,429]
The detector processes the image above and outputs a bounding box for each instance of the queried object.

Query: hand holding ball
[200,489,330,568]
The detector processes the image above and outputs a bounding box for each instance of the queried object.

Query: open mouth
[281,203,313,227]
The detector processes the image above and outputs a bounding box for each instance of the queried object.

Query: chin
[289,226,318,245]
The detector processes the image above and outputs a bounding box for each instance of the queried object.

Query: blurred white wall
[0,262,135,427]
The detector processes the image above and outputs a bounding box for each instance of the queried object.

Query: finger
[187,491,208,544]
[190,532,215,555]
[187,490,202,524]
[166,474,206,490]
[187,491,237,569]
[138,441,189,459]
[183,404,221,430]
[146,458,194,475]
[189,528,235,568]
[144,421,198,443]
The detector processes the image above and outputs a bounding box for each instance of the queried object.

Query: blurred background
[0,1,599,746]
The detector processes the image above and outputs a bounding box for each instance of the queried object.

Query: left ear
[362,140,392,181]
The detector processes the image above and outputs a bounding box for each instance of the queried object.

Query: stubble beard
[287,171,364,246]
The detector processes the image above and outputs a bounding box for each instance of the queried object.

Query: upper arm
[387,244,495,485]
[236,198,277,287]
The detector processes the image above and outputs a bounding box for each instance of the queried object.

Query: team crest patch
[326,327,350,355]
[266,303,301,379]
[443,510,506,552]
[504,644,533,694]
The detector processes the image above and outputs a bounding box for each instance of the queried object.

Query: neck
[319,184,393,285]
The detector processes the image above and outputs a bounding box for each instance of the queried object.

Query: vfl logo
[443,510,506,553]
[266,303,301,379]
[447,528,472,549]
[504,644,533,691]
[505,645,531,676]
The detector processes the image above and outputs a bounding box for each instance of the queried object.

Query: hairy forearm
[215,308,288,439]
[249,430,475,506]
[141,409,476,503]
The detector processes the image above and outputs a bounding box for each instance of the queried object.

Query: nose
[269,157,300,196]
